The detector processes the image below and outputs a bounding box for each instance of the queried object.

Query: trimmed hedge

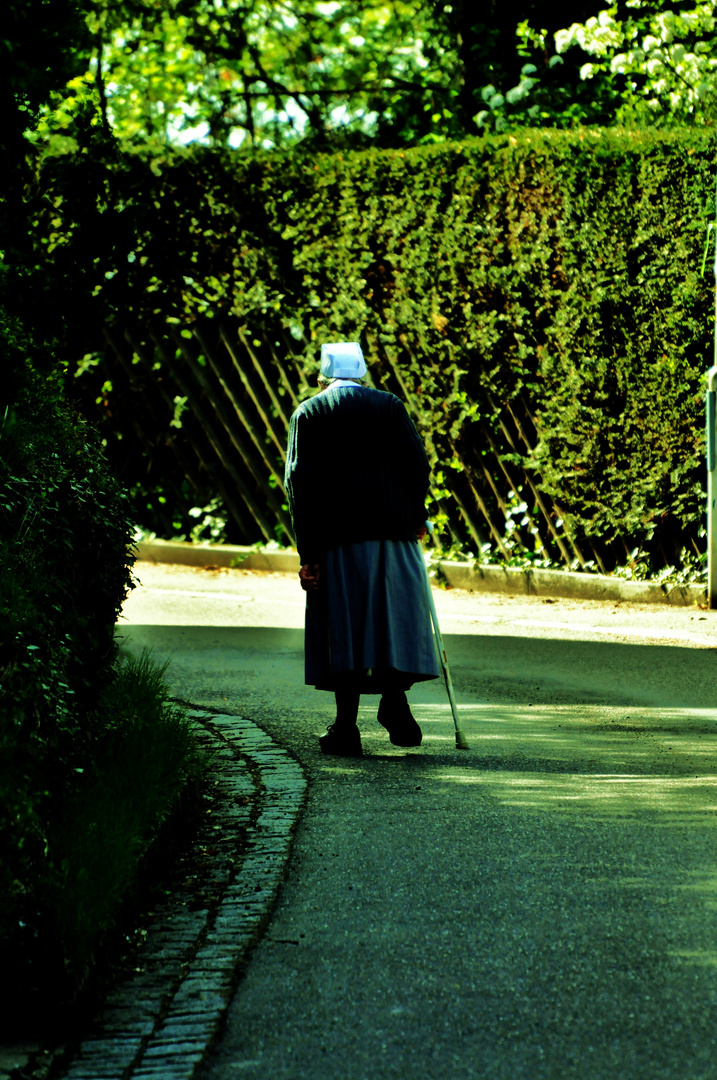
[32,129,716,568]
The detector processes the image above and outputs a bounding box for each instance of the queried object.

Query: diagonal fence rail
[94,317,615,568]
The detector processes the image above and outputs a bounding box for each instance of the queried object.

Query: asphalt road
[122,562,717,1080]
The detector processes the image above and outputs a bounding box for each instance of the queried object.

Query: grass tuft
[2,649,205,1027]
[51,651,202,975]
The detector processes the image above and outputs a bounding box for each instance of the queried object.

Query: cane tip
[455,731,470,750]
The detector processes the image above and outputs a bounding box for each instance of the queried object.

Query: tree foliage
[34,0,468,153]
[476,1,717,131]
[21,0,717,162]
[557,2,717,123]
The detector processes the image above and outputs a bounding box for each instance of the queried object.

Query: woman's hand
[299,563,321,592]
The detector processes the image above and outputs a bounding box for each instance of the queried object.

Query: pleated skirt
[304,539,441,693]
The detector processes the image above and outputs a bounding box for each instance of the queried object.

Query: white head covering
[320,341,367,380]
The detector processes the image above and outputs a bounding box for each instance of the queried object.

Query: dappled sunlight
[320,765,364,775]
[410,700,717,821]
[668,950,717,969]
[416,701,717,765]
[432,768,717,820]
[677,871,717,901]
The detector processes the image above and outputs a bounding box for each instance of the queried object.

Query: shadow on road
[120,617,717,1078]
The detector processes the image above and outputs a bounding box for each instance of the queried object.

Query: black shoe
[377,696,422,747]
[319,723,362,757]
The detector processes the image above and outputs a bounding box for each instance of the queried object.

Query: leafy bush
[0,302,141,1012]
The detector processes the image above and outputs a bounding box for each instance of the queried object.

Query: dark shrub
[0,301,135,1006]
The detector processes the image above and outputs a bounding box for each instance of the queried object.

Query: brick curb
[136,538,707,608]
[13,712,306,1080]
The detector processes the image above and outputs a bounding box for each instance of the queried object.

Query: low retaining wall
[136,539,300,573]
[136,540,706,607]
[438,561,705,607]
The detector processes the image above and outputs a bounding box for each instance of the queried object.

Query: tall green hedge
[33,129,716,567]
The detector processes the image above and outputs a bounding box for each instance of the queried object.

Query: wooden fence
[98,317,604,568]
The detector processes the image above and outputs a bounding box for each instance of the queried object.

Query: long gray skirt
[304,539,441,693]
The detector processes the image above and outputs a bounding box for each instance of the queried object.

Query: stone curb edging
[46,712,306,1080]
[437,561,706,607]
[136,538,707,608]
[136,539,299,574]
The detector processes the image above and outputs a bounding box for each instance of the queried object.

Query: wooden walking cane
[420,532,469,750]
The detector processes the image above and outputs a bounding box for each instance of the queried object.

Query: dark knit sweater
[285,384,430,563]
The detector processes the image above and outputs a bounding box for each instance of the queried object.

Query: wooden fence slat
[439,435,511,557]
[380,345,531,558]
[514,398,608,572]
[263,332,302,409]
[479,460,509,518]
[462,477,510,557]
[275,328,313,395]
[524,472,577,567]
[585,536,609,575]
[234,325,292,431]
[179,324,282,486]
[126,329,264,539]
[462,467,511,559]
[172,335,294,541]
[218,326,287,461]
[504,398,535,456]
[449,485,490,553]
[108,328,261,537]
[380,349,463,547]
[193,324,289,490]
[482,397,571,567]
[147,332,281,544]
[99,320,673,569]
[167,331,294,542]
[481,430,550,559]
[434,499,465,549]
[380,339,525,558]
[382,348,414,403]
[128,333,259,538]
[504,398,588,569]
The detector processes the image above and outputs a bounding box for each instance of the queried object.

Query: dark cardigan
[285,384,430,563]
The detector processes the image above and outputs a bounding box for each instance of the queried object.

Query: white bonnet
[320,341,367,380]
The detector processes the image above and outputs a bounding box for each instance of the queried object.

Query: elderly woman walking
[284,341,440,756]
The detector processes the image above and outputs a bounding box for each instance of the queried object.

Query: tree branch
[95,30,111,136]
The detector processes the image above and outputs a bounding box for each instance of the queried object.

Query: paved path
[9,564,717,1080]
[111,563,717,1080]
